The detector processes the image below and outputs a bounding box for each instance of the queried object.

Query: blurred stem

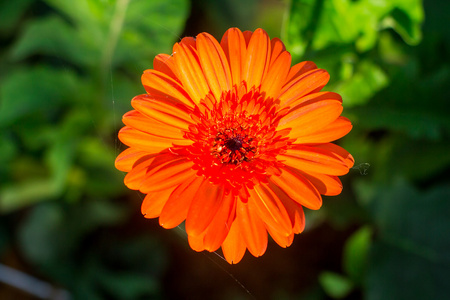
[0,263,70,300]
[100,0,130,91]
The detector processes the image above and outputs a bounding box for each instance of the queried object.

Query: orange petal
[115,147,150,172]
[249,183,293,236]
[141,186,178,219]
[260,51,291,100]
[220,27,247,88]
[273,183,306,234]
[242,30,253,45]
[279,69,330,106]
[236,200,268,257]
[286,91,342,110]
[278,98,343,139]
[186,181,225,236]
[179,36,196,48]
[269,166,322,210]
[270,37,287,66]
[197,32,232,101]
[202,193,236,252]
[221,220,246,264]
[153,54,178,80]
[268,228,294,248]
[315,143,355,169]
[122,110,185,140]
[296,116,352,144]
[172,42,210,104]
[188,232,206,252]
[159,176,204,229]
[131,94,193,130]
[118,126,176,153]
[123,154,156,190]
[140,157,196,193]
[279,145,350,176]
[298,170,343,196]
[242,28,271,90]
[285,61,318,83]
[141,70,194,107]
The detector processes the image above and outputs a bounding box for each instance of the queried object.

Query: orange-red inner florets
[171,85,294,197]
[211,126,257,165]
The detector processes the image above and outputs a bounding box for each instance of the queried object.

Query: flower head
[115,28,354,264]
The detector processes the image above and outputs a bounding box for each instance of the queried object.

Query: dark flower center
[210,129,256,165]
[174,86,293,194]
[225,137,243,151]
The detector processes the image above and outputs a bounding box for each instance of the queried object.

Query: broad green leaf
[383,0,424,45]
[18,203,65,264]
[365,182,450,300]
[319,271,354,299]
[367,240,444,300]
[350,134,450,184]
[351,64,450,139]
[385,138,450,182]
[283,0,317,57]
[0,0,33,34]
[0,179,60,213]
[114,0,190,68]
[0,133,17,181]
[9,16,95,65]
[78,137,125,197]
[18,200,127,265]
[45,110,91,196]
[0,66,79,127]
[310,0,361,50]
[284,0,424,58]
[336,60,389,107]
[42,0,189,71]
[343,226,372,284]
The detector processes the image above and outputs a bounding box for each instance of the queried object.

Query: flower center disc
[225,137,243,151]
[174,87,292,194]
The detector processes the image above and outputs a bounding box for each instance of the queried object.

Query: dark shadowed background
[1,0,449,299]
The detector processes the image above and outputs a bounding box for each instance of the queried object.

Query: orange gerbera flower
[115,28,354,264]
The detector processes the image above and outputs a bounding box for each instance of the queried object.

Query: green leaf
[42,0,189,70]
[343,226,372,284]
[18,203,66,264]
[0,133,17,182]
[383,0,424,45]
[114,0,190,68]
[385,138,450,182]
[44,110,87,196]
[0,0,33,34]
[283,0,322,57]
[336,60,389,107]
[78,137,125,197]
[284,0,424,58]
[351,64,450,139]
[319,271,354,299]
[9,16,95,65]
[365,181,450,300]
[0,66,79,127]
[0,179,60,213]
[18,200,128,266]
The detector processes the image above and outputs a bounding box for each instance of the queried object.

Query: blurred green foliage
[1,0,449,299]
[284,0,450,299]
[1,0,187,299]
